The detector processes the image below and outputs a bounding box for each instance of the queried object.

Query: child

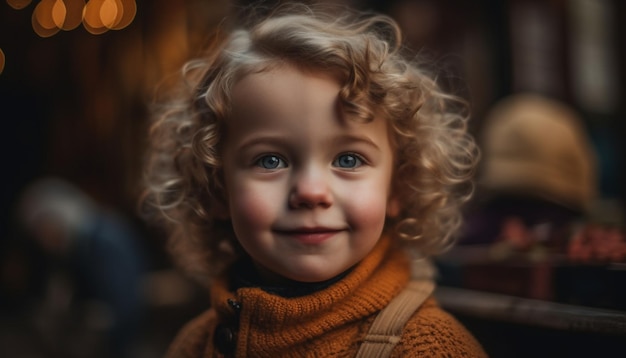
[143,4,486,357]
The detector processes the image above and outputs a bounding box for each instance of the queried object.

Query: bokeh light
[34,0,58,30]
[111,0,136,30]
[100,0,121,29]
[51,0,67,29]
[32,1,60,37]
[6,0,32,10]
[8,0,137,37]
[0,48,5,75]
[83,0,107,34]
[60,0,85,31]
[81,0,136,34]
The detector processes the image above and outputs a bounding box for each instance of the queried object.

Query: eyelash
[255,154,288,170]
[332,152,366,169]
[253,152,367,170]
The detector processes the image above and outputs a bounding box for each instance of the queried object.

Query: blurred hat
[480,94,597,212]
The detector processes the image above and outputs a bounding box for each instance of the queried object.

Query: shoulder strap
[355,260,435,358]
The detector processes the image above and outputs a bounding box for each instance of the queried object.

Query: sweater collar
[210,235,411,356]
[229,256,354,298]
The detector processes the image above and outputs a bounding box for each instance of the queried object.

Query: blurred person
[16,177,146,358]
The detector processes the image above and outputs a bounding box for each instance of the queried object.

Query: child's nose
[288,168,333,209]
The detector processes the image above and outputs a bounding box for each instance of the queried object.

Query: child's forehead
[224,66,392,146]
[232,65,340,107]
[224,64,395,147]
[230,65,340,117]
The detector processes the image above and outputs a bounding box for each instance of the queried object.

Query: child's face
[221,65,397,283]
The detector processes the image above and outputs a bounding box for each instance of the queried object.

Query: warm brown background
[1,0,625,357]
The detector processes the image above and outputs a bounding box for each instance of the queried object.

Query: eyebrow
[236,134,291,152]
[236,133,382,153]
[331,134,382,152]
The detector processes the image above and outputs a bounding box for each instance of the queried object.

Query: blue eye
[333,153,363,169]
[257,155,286,169]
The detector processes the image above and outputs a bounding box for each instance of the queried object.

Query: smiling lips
[275,227,344,244]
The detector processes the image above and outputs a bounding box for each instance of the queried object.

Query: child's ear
[386,197,400,218]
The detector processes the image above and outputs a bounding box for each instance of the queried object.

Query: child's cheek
[229,182,281,232]
[340,181,389,231]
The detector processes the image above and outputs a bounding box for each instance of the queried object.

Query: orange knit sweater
[166,237,487,357]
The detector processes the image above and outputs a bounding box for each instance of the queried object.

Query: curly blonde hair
[143,5,478,282]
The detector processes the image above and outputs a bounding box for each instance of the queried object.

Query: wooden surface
[436,286,626,335]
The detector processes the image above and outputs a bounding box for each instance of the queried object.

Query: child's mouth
[274,228,344,244]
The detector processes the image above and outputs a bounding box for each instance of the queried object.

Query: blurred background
[0,0,625,357]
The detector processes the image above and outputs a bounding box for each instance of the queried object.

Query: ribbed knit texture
[165,237,487,357]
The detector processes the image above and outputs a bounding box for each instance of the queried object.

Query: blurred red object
[567,224,626,263]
